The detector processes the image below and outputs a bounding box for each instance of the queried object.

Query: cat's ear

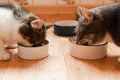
[31,19,43,29]
[77,7,82,17]
[77,7,94,24]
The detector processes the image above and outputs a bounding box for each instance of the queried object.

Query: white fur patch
[0,8,21,44]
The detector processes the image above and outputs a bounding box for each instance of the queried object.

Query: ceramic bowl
[18,40,49,60]
[54,20,78,36]
[69,37,108,59]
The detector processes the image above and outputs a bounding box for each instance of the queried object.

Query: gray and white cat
[0,3,46,60]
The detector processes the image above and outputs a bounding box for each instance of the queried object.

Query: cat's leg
[0,41,11,60]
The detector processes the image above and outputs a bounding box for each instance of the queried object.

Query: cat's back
[0,3,22,40]
[100,2,120,9]
[0,3,17,20]
[92,3,120,14]
[0,7,14,24]
[0,3,20,27]
[91,2,120,24]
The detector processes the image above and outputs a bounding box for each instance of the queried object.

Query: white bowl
[18,41,49,60]
[69,37,108,59]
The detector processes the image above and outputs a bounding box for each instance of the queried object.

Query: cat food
[18,40,49,60]
[54,20,78,36]
[32,40,49,47]
[18,40,48,47]
[69,36,108,59]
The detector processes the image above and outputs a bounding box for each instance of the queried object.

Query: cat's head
[18,16,46,47]
[75,7,106,45]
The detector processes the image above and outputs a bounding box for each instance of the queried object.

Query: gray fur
[76,3,120,46]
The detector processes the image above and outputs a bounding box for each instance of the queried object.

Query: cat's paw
[0,52,11,61]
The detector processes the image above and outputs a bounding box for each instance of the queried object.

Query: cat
[0,3,47,60]
[76,3,120,46]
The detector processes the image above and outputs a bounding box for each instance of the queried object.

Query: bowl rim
[54,20,78,27]
[69,37,108,46]
[18,40,49,48]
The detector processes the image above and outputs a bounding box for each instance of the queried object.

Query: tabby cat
[76,3,120,46]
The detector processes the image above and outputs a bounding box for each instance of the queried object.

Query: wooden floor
[0,27,120,80]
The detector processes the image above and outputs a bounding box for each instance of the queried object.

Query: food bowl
[18,40,49,60]
[54,20,78,36]
[69,37,108,59]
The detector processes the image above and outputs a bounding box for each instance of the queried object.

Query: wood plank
[104,0,117,4]
[35,13,76,23]
[23,4,105,14]
[0,61,9,80]
[23,4,104,22]
[74,0,80,4]
[0,0,8,3]
[117,0,120,2]
[80,0,103,5]
[59,36,120,80]
[23,5,78,22]
[9,0,32,5]
[57,0,68,5]
[2,28,69,80]
[57,0,79,5]
[23,5,77,13]
[33,0,57,5]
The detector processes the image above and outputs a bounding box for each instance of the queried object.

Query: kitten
[76,3,120,46]
[0,3,46,60]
